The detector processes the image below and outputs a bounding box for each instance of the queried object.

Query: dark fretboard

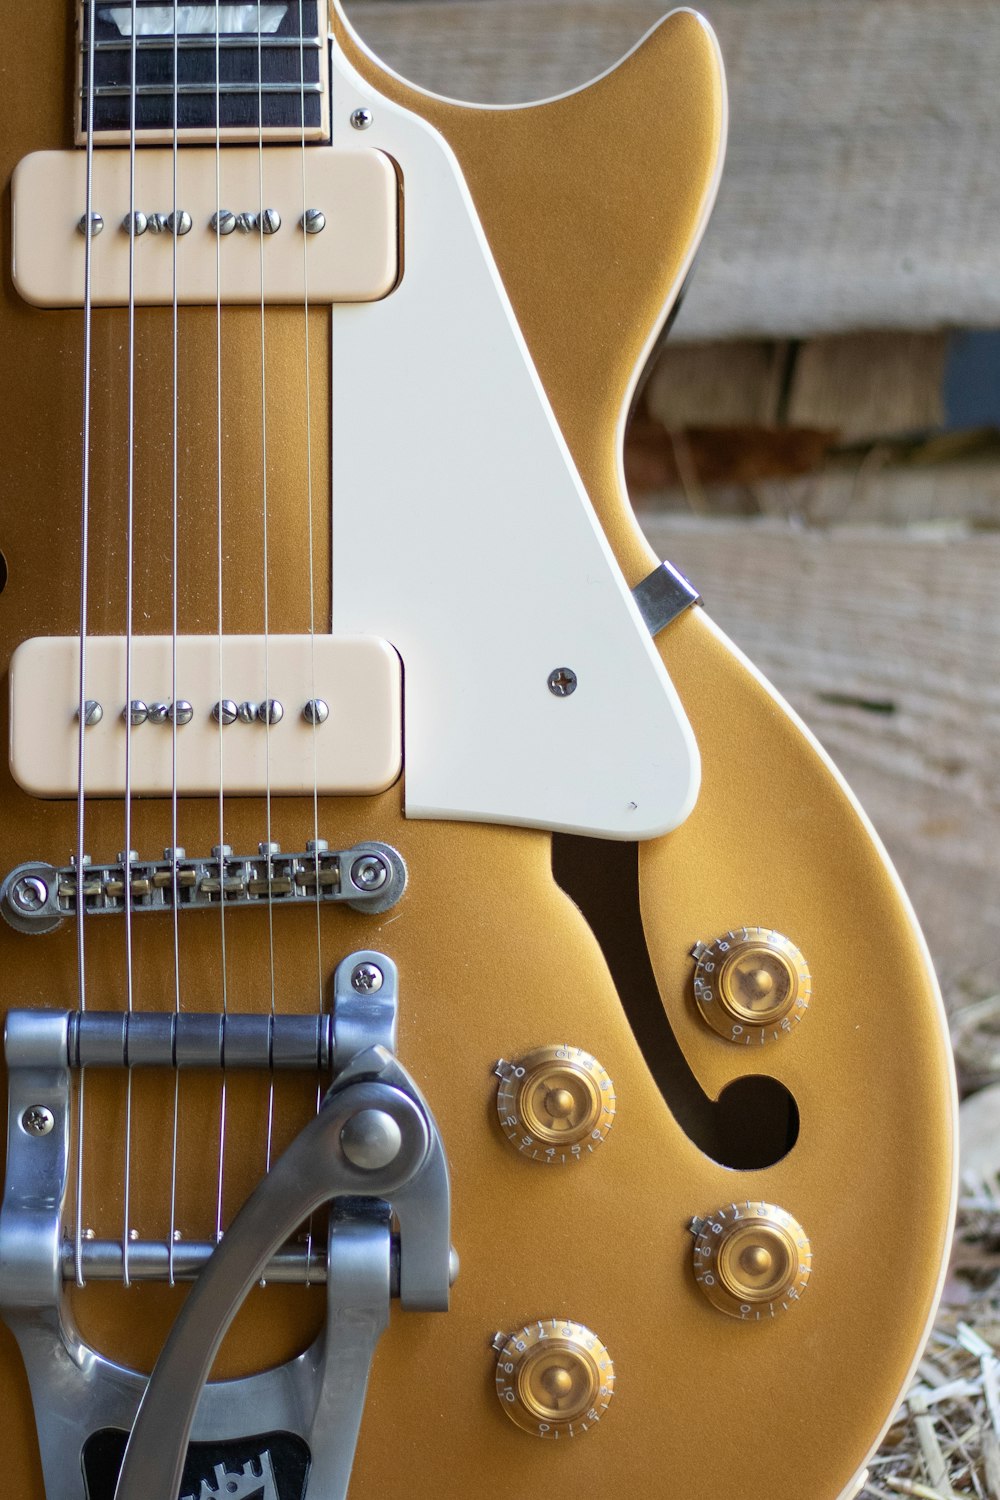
[78,1,327,139]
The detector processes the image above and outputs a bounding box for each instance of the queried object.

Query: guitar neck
[76,0,329,144]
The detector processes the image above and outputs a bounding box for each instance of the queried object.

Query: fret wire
[83,81,323,96]
[83,35,322,51]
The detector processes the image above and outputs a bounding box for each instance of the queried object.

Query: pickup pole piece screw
[351,962,384,995]
[260,208,281,235]
[146,213,170,235]
[22,1106,54,1137]
[169,700,194,725]
[237,701,259,724]
[77,212,104,237]
[351,855,388,892]
[167,210,192,236]
[212,209,237,236]
[236,212,258,234]
[10,875,48,914]
[79,700,103,726]
[212,699,238,726]
[258,699,284,725]
[126,700,148,726]
[340,1108,401,1171]
[122,211,147,237]
[548,667,578,698]
[303,698,329,725]
[302,208,326,234]
[350,108,373,130]
[147,701,170,725]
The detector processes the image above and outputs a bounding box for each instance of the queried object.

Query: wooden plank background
[346,0,1000,338]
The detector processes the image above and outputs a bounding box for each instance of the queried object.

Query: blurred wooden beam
[346,0,1000,339]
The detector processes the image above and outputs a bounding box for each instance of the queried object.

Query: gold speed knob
[692,927,810,1044]
[495,1046,615,1164]
[692,1202,812,1319]
[494,1319,615,1438]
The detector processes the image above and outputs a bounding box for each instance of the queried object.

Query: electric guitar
[0,3,956,1497]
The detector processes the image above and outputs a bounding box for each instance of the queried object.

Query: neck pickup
[76,1,329,144]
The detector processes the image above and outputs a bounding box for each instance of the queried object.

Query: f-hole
[551,836,799,1170]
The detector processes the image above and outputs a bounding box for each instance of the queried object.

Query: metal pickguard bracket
[0,952,452,1500]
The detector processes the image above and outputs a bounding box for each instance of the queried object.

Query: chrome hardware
[125,699,148,725]
[167,209,193,236]
[21,1105,54,1137]
[547,667,578,697]
[350,108,373,130]
[631,560,702,636]
[303,697,330,724]
[237,699,259,723]
[76,211,104,236]
[146,700,170,724]
[169,699,194,725]
[122,211,147,236]
[257,698,284,725]
[235,211,258,234]
[302,208,327,234]
[260,208,281,235]
[0,841,407,933]
[79,699,103,725]
[351,962,384,995]
[65,1011,337,1071]
[212,698,239,724]
[145,212,170,234]
[0,952,452,1500]
[211,209,237,236]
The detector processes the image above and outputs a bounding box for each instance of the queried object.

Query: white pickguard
[327,29,699,840]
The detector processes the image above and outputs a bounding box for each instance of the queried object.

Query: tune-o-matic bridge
[0,840,406,934]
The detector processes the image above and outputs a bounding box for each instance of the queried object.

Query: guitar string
[257,0,279,1177]
[167,0,182,1287]
[121,0,140,1289]
[74,0,100,1290]
[299,0,325,1283]
[213,0,231,1246]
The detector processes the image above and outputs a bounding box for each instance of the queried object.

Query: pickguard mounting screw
[350,108,373,130]
[351,855,388,892]
[10,875,48,914]
[22,1106,54,1137]
[351,962,384,994]
[547,667,578,697]
[302,208,326,234]
[79,699,103,726]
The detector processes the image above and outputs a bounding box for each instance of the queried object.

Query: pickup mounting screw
[77,212,104,237]
[211,210,237,236]
[350,108,373,130]
[547,667,578,697]
[351,962,384,995]
[10,875,48,914]
[351,855,388,892]
[79,699,104,726]
[302,208,326,234]
[303,698,329,725]
[22,1106,54,1137]
[213,699,238,725]
[260,208,281,235]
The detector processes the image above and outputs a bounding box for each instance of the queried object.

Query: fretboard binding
[82,35,322,52]
[82,81,325,98]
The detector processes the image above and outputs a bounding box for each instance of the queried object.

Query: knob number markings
[692,1202,812,1320]
[494,1319,615,1438]
[494,1046,615,1164]
[692,928,811,1045]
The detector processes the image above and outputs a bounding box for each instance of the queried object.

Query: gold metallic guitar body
[0,3,955,1497]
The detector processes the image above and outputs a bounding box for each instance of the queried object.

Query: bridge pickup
[0,841,406,934]
[9,634,402,798]
[12,146,398,308]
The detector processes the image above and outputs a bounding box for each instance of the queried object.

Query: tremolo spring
[0,840,405,935]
